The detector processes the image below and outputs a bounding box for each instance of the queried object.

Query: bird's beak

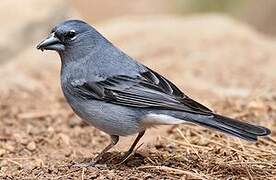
[36,33,65,51]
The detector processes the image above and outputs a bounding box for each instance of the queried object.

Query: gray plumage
[37,20,270,165]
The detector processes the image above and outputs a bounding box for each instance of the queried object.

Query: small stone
[3,143,15,152]
[35,158,44,167]
[64,148,72,157]
[0,149,6,156]
[17,136,29,145]
[48,126,55,134]
[58,133,70,145]
[0,159,8,166]
[27,141,36,151]
[68,117,82,128]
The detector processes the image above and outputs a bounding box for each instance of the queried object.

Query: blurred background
[1,0,276,96]
[1,0,276,65]
[73,0,276,35]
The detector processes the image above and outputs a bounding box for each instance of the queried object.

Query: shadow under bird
[37,20,271,166]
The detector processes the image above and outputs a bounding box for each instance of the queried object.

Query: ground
[0,89,275,179]
[0,16,275,179]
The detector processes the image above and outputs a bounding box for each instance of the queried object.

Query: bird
[36,20,271,166]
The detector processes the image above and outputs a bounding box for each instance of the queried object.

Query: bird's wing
[71,67,213,115]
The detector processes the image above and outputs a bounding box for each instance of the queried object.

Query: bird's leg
[93,135,119,162]
[120,130,145,163]
[73,135,119,167]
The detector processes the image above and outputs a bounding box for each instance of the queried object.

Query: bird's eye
[65,30,76,39]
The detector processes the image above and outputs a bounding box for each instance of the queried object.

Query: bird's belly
[67,98,144,136]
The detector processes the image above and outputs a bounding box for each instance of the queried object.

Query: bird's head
[36,20,105,56]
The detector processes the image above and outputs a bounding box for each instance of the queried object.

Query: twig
[17,111,56,119]
[162,137,212,150]
[245,162,253,180]
[259,138,276,147]
[81,168,85,180]
[146,156,156,165]
[192,131,264,161]
[227,161,275,166]
[0,157,36,160]
[6,159,22,167]
[176,128,202,160]
[137,165,209,179]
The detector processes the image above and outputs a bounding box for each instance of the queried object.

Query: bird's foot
[116,152,133,165]
[116,142,144,165]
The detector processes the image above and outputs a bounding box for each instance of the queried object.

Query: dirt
[0,15,276,179]
[0,83,275,179]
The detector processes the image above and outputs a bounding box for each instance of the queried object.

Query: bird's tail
[187,113,271,141]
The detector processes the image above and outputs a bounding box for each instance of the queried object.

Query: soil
[0,84,275,179]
